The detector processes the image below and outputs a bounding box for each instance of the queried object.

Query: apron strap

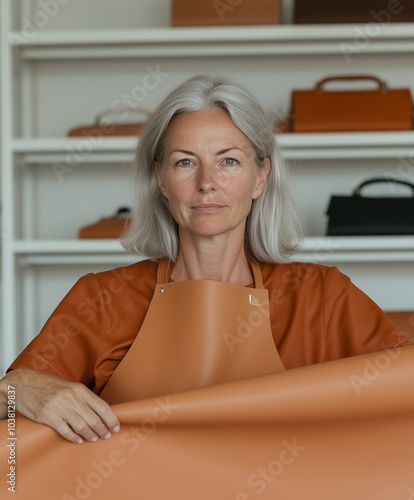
[157,256,265,289]
[248,258,265,290]
[157,258,171,284]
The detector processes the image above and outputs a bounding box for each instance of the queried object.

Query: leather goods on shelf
[68,107,150,137]
[171,0,280,26]
[2,345,414,500]
[275,75,414,133]
[326,177,414,236]
[294,0,414,23]
[78,207,131,239]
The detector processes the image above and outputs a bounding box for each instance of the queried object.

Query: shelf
[13,137,137,164]
[296,236,414,263]
[8,24,414,59]
[12,236,414,265]
[13,239,129,253]
[14,240,143,266]
[13,132,414,162]
[278,131,414,160]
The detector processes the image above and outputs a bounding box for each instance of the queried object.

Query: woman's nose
[197,163,217,192]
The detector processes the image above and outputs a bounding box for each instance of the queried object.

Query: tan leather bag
[275,75,414,133]
[68,108,149,137]
[78,208,131,239]
[171,0,280,26]
[2,345,414,499]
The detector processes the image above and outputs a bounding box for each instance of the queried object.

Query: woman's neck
[170,232,253,286]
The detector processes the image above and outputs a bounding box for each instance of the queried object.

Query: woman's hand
[0,369,120,444]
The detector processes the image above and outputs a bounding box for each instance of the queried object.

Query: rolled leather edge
[111,344,414,425]
[4,345,414,432]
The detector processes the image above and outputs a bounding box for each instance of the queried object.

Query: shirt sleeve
[321,266,413,361]
[7,273,106,391]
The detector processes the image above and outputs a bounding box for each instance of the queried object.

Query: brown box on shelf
[171,0,280,27]
[294,0,414,24]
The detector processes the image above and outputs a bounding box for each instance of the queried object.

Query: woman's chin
[184,222,243,240]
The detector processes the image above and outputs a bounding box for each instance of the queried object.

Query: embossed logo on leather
[249,294,262,306]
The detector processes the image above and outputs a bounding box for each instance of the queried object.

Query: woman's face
[155,108,269,242]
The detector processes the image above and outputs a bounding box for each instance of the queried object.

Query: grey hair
[122,74,303,263]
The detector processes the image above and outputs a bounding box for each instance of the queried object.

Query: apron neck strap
[248,256,265,289]
[157,256,264,289]
[157,258,171,284]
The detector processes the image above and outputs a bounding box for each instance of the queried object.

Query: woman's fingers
[3,369,121,444]
[69,388,120,443]
[83,394,121,438]
[38,382,121,444]
[53,416,90,445]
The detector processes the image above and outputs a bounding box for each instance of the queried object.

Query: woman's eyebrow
[170,147,244,156]
[171,149,196,156]
[216,147,242,155]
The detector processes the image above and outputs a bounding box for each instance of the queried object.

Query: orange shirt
[8,260,411,394]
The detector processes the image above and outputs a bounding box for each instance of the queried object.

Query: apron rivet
[158,287,165,293]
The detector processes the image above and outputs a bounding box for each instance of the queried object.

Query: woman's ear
[155,162,168,199]
[252,158,270,200]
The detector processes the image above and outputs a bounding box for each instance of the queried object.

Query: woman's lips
[192,204,225,213]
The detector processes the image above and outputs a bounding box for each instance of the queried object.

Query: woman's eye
[177,159,193,167]
[223,158,237,166]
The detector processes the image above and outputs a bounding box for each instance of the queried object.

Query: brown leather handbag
[68,108,150,137]
[171,0,280,26]
[294,0,414,23]
[275,75,414,133]
[78,207,131,239]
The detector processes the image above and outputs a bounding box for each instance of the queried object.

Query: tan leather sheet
[2,346,414,499]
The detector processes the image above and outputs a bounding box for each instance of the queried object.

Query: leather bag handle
[353,177,414,196]
[95,107,151,125]
[316,75,388,93]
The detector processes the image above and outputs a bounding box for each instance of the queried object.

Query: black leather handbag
[326,178,414,236]
[294,0,414,23]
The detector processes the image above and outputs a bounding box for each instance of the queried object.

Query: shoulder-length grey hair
[122,74,303,263]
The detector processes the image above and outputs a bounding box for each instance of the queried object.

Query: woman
[0,75,410,446]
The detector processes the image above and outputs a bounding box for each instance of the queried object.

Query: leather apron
[100,258,285,404]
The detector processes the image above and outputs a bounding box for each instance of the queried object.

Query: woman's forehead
[165,109,252,148]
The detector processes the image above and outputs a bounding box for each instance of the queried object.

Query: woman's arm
[0,369,120,444]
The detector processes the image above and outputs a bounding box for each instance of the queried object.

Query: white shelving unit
[1,0,414,373]
[9,24,414,58]
[12,131,414,160]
